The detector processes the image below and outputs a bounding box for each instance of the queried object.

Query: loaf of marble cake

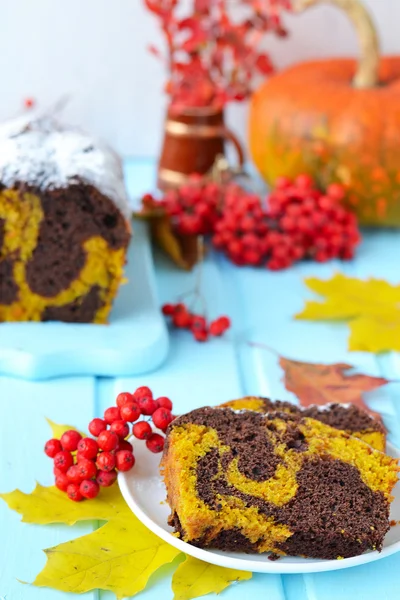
[161,406,398,560]
[0,116,131,323]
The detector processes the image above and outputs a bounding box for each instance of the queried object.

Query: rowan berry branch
[144,0,291,109]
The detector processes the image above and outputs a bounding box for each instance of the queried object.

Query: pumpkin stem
[293,0,380,88]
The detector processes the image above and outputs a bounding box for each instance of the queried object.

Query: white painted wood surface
[1,0,399,157]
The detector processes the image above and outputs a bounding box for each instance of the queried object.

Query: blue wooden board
[1,159,400,600]
[0,163,169,380]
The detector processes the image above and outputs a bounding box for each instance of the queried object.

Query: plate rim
[118,440,400,574]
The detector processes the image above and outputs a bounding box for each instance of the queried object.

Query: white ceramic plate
[119,440,400,574]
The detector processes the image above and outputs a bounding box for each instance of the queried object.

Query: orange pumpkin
[249,0,400,226]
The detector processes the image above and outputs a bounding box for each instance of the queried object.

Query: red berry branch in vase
[144,0,291,110]
[44,387,175,501]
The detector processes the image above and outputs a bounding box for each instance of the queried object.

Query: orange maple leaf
[134,208,200,270]
[279,356,389,421]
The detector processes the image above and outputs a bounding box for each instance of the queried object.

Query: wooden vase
[157,106,244,190]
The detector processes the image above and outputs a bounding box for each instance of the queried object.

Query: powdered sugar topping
[0,116,130,220]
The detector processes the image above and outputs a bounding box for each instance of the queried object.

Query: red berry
[76,458,97,480]
[302,198,318,214]
[77,437,99,459]
[96,451,116,472]
[191,315,207,331]
[275,175,292,189]
[104,407,121,424]
[80,479,100,499]
[280,216,296,232]
[177,213,202,235]
[241,216,256,231]
[146,433,165,453]
[172,309,192,329]
[209,316,231,337]
[162,303,175,316]
[286,203,303,218]
[318,195,336,212]
[315,250,329,262]
[243,249,262,265]
[341,247,354,260]
[60,430,82,452]
[193,329,208,342]
[88,418,107,437]
[116,392,134,409]
[53,450,74,473]
[53,466,63,477]
[133,386,153,401]
[97,469,118,487]
[66,465,84,483]
[120,402,141,423]
[152,407,173,430]
[297,216,312,233]
[311,211,327,228]
[242,233,260,249]
[266,258,285,271]
[67,483,83,502]
[76,450,88,463]
[110,420,130,438]
[132,421,152,440]
[44,438,62,458]
[55,473,70,492]
[156,396,173,411]
[97,430,118,452]
[24,97,35,109]
[115,450,135,472]
[292,245,304,260]
[327,182,346,201]
[295,173,313,189]
[141,192,155,205]
[116,439,133,452]
[137,396,158,416]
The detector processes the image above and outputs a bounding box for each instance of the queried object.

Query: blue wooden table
[1,160,400,600]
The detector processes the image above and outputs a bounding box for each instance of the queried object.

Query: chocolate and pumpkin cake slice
[161,407,398,560]
[221,397,386,451]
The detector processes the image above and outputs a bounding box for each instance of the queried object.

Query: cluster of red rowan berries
[213,175,360,269]
[142,173,360,270]
[143,175,220,236]
[44,386,174,501]
[162,302,230,342]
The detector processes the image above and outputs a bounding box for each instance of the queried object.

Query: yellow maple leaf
[34,518,180,599]
[46,418,86,438]
[296,273,400,353]
[1,424,252,600]
[0,483,129,525]
[1,483,179,598]
[172,556,252,600]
